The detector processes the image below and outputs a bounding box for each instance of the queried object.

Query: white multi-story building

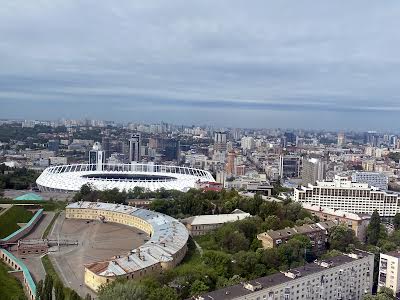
[378,251,400,295]
[351,171,388,191]
[196,250,374,300]
[294,175,400,217]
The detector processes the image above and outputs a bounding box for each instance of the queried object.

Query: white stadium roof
[36,163,215,192]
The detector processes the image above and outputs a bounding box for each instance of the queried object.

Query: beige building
[302,203,370,242]
[197,250,374,300]
[66,202,189,292]
[257,221,336,254]
[379,251,400,294]
[182,211,250,236]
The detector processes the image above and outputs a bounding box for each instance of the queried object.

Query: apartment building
[257,221,336,254]
[302,204,371,242]
[294,175,400,217]
[378,251,400,295]
[196,250,374,300]
[351,171,388,191]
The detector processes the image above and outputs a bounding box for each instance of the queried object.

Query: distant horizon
[0,116,398,134]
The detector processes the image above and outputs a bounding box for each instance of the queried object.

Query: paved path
[13,212,55,283]
[0,204,12,217]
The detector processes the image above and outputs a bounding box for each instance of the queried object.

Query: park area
[0,205,33,239]
[0,260,25,300]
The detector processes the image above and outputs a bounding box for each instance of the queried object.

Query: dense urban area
[2,119,400,300]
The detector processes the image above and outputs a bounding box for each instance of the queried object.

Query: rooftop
[183,213,250,226]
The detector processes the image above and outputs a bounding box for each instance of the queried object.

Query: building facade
[302,204,370,242]
[257,221,335,254]
[378,251,400,295]
[279,155,301,179]
[351,171,388,190]
[196,251,374,300]
[129,133,141,162]
[301,157,326,185]
[294,175,400,217]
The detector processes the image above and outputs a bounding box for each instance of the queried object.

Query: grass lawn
[42,211,60,239]
[0,205,33,239]
[41,254,61,283]
[0,261,26,300]
[0,199,68,211]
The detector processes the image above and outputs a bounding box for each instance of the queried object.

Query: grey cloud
[1,1,400,130]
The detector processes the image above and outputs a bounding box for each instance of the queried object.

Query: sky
[1,1,400,130]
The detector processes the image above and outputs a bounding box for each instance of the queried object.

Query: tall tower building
[214,131,227,152]
[89,142,105,171]
[301,157,326,185]
[225,151,236,176]
[337,132,345,146]
[129,134,141,163]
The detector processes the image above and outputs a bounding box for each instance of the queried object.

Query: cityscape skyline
[2,1,400,130]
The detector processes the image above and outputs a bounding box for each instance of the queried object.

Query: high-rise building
[351,171,388,190]
[365,131,378,147]
[301,157,326,185]
[47,140,59,154]
[284,132,296,145]
[89,142,105,171]
[214,131,227,152]
[240,136,255,151]
[337,132,345,146]
[379,251,400,295]
[129,134,141,162]
[279,155,301,179]
[101,137,111,159]
[196,250,374,300]
[225,151,236,176]
[294,175,400,216]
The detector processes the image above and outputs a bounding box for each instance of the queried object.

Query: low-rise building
[302,203,370,242]
[257,221,336,254]
[182,212,250,236]
[66,202,189,292]
[195,250,374,300]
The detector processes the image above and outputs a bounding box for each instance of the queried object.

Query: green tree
[98,281,147,300]
[329,225,358,252]
[367,210,381,246]
[43,274,53,300]
[261,215,281,231]
[54,280,65,300]
[190,280,209,296]
[36,280,43,300]
[393,213,400,230]
[147,287,178,300]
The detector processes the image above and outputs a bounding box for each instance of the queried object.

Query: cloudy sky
[1,1,400,130]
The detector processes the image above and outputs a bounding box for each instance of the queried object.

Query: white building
[379,251,400,295]
[351,171,388,191]
[197,250,374,300]
[294,175,400,217]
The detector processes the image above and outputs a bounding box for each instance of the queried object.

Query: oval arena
[37,163,215,192]
[65,201,189,292]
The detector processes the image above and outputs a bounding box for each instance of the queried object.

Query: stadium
[36,163,215,192]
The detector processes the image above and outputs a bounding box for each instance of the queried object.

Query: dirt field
[48,214,148,297]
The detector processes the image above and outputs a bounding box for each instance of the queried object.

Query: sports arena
[36,163,215,192]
